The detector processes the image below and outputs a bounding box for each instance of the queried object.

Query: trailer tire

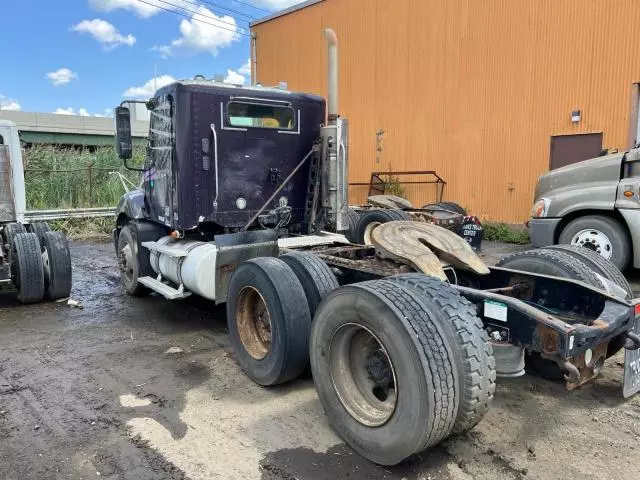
[496,249,605,380]
[227,257,311,386]
[281,251,339,316]
[28,222,52,244]
[13,232,45,303]
[558,215,631,271]
[389,274,496,433]
[116,225,149,297]
[542,244,632,299]
[4,222,27,255]
[356,209,406,245]
[310,279,459,465]
[40,231,72,300]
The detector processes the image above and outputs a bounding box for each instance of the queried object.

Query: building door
[549,133,603,170]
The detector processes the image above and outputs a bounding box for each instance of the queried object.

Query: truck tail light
[634,303,640,317]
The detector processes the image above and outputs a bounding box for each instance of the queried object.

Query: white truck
[0,120,72,302]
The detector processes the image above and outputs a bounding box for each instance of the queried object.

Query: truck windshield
[228,102,295,130]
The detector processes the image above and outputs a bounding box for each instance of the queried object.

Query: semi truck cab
[530,148,640,270]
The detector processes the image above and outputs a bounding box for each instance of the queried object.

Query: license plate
[623,315,640,398]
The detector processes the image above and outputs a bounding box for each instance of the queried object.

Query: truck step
[141,241,189,258]
[137,276,191,300]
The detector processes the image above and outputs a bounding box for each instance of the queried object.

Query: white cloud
[250,0,302,10]
[88,0,196,18]
[0,96,21,111]
[223,59,252,85]
[155,6,241,57]
[238,58,251,76]
[123,75,177,98]
[53,107,109,117]
[224,69,245,85]
[71,19,136,49]
[46,68,78,86]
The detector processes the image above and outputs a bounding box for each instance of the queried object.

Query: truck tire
[389,274,496,433]
[116,225,149,297]
[280,251,339,316]
[227,257,311,386]
[496,249,605,380]
[542,244,632,299]
[344,207,360,243]
[310,279,459,465]
[558,215,631,271]
[27,222,52,244]
[496,249,605,289]
[423,202,467,215]
[4,222,27,255]
[40,231,72,300]
[13,232,45,303]
[355,209,408,245]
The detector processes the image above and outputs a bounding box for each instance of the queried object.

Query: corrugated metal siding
[252,0,640,222]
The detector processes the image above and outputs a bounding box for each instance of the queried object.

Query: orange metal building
[250,0,640,222]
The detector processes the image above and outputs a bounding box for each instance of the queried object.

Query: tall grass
[24,145,145,210]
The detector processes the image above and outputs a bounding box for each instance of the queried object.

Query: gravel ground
[0,240,639,480]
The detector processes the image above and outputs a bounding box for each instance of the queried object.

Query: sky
[0,0,301,117]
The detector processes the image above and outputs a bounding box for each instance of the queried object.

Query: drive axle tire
[280,251,339,316]
[227,257,312,386]
[117,225,149,297]
[389,274,496,433]
[310,279,459,465]
[4,222,27,255]
[423,202,467,216]
[542,244,632,299]
[13,232,45,303]
[355,209,409,245]
[28,222,52,244]
[40,231,72,300]
[558,215,631,271]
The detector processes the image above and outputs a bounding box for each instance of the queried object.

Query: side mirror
[114,106,132,159]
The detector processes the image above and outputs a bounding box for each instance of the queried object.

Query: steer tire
[389,274,496,433]
[40,231,72,300]
[116,225,149,297]
[496,249,605,379]
[558,215,631,271]
[281,251,339,317]
[27,222,52,244]
[310,279,459,465]
[4,222,27,257]
[13,232,45,303]
[344,208,360,243]
[355,209,404,245]
[227,257,312,386]
[542,244,632,299]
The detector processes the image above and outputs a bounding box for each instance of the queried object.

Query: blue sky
[0,0,299,116]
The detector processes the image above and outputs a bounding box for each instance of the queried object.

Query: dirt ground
[1,240,640,480]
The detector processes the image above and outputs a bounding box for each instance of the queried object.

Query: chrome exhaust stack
[321,28,349,232]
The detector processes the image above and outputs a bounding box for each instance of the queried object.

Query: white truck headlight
[531,198,550,218]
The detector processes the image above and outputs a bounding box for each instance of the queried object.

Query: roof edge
[250,0,324,27]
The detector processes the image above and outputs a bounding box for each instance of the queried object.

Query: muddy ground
[1,241,639,480]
